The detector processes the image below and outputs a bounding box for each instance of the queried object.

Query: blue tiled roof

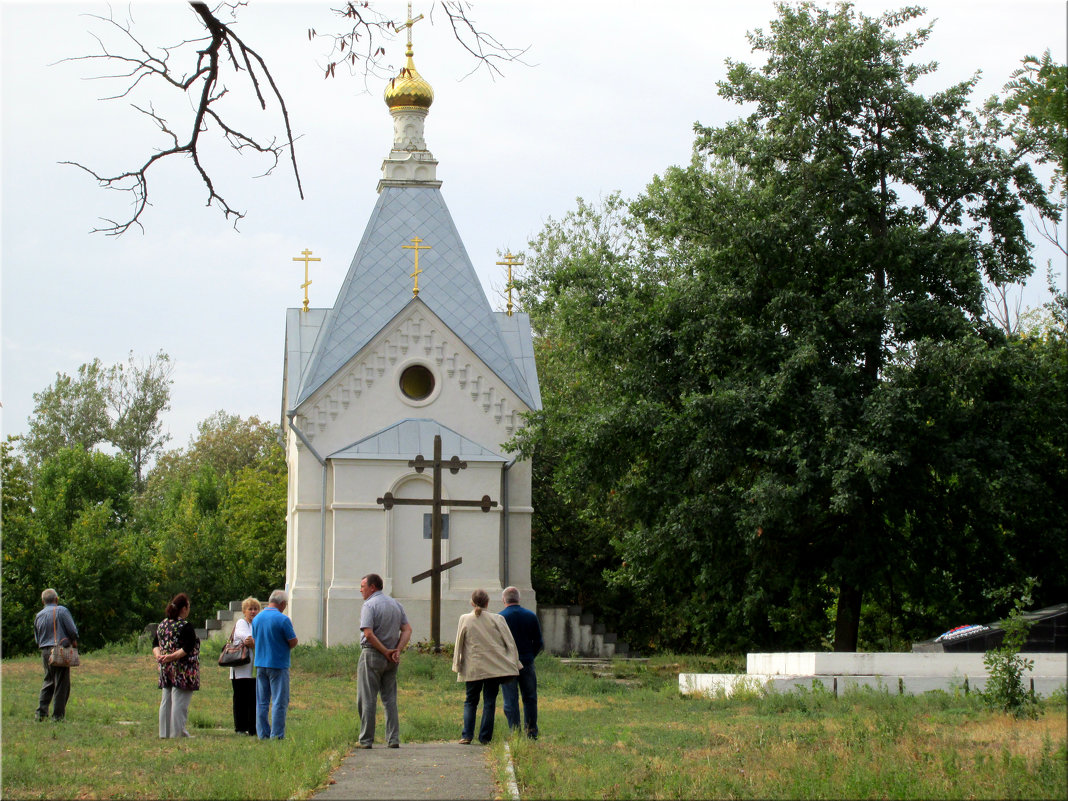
[294,186,536,410]
[330,418,508,461]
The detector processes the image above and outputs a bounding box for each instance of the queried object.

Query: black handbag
[219,639,250,667]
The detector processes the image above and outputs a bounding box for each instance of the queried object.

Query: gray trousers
[358,648,399,746]
[37,649,71,720]
[159,687,194,738]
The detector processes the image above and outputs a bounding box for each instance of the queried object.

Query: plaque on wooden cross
[376,434,498,649]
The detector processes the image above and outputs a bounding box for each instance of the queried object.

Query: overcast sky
[2,0,1065,453]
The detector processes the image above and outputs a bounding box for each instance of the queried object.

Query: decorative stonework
[294,312,523,443]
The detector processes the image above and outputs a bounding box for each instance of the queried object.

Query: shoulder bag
[48,606,80,668]
[219,635,250,667]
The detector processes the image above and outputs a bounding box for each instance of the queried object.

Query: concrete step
[538,604,630,658]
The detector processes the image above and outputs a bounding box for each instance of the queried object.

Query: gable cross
[292,249,320,312]
[377,434,498,649]
[403,236,431,297]
[496,252,523,317]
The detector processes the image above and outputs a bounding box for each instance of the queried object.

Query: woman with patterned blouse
[152,593,200,738]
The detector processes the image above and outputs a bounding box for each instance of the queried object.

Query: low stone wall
[681,652,1068,699]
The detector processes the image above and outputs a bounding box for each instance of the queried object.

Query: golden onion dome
[384,45,434,110]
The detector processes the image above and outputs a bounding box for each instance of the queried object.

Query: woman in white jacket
[452,589,520,744]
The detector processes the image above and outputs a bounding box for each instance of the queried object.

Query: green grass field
[3,645,1064,799]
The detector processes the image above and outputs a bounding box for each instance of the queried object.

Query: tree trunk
[833,582,863,651]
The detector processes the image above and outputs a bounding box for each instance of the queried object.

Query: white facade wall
[285,304,536,645]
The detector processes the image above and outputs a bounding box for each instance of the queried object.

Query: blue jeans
[256,667,290,739]
[502,659,538,739]
[462,677,503,743]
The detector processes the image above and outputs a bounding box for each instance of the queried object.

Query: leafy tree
[1000,50,1067,203]
[984,50,1066,331]
[22,360,110,467]
[187,411,280,478]
[1,438,39,653]
[514,4,1061,652]
[21,352,173,485]
[1,447,156,653]
[108,350,174,490]
[223,440,288,600]
[515,195,648,624]
[642,2,1054,651]
[135,413,285,619]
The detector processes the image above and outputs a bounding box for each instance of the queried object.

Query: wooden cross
[376,434,498,649]
[292,248,320,312]
[403,236,431,297]
[496,253,523,317]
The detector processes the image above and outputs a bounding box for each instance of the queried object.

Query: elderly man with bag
[33,588,79,722]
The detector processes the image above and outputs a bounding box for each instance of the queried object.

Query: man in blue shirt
[33,589,79,722]
[357,573,412,749]
[499,586,543,739]
[251,589,298,739]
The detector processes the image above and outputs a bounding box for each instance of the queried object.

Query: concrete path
[312,741,498,800]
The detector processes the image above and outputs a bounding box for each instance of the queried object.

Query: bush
[979,587,1039,718]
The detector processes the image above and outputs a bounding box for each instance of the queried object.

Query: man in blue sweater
[252,589,298,739]
[499,587,543,739]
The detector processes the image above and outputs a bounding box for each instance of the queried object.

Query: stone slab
[747,651,1067,678]
[681,669,1067,699]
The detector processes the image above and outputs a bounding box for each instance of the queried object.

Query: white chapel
[280,27,541,645]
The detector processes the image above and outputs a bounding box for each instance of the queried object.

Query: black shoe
[358,744,372,749]
[388,743,399,748]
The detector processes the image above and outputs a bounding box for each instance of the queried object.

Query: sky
[2,0,1065,454]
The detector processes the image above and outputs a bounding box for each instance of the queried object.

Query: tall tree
[646,2,1053,651]
[23,360,110,467]
[135,413,285,618]
[1,447,155,653]
[515,4,1060,653]
[108,349,174,489]
[984,49,1066,331]
[22,352,173,485]
[1,438,38,653]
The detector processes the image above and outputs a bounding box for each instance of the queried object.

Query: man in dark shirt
[499,586,543,739]
[33,589,79,722]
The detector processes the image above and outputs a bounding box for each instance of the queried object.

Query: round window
[399,364,435,401]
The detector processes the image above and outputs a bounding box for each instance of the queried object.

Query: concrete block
[578,623,592,656]
[591,633,604,657]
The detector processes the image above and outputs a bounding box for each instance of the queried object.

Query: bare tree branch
[60,2,303,236]
[437,1,530,80]
[63,2,527,236]
[985,281,1024,335]
[311,2,529,87]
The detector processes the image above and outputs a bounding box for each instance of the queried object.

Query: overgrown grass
[3,649,1064,799]
[510,656,1067,799]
